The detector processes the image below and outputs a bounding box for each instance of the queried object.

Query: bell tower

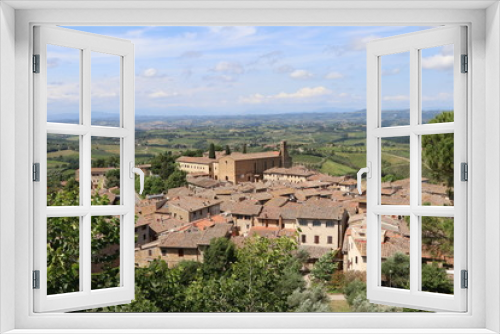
[280,141,292,168]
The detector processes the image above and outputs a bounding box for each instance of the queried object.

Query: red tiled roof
[176,156,215,164]
[223,151,280,161]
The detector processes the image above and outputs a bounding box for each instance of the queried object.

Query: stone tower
[280,141,293,168]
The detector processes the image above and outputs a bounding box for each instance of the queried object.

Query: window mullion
[81,47,92,294]
[409,47,420,294]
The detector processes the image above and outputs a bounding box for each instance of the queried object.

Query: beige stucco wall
[298,219,341,249]
[343,235,367,272]
[218,156,281,184]
[178,162,212,175]
[263,173,309,183]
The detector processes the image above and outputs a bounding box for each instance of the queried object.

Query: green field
[45,114,419,183]
[321,160,357,176]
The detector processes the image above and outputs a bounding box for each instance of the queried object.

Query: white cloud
[290,69,313,80]
[213,61,244,74]
[148,90,180,98]
[239,93,266,104]
[383,95,409,101]
[47,82,79,101]
[275,86,331,99]
[348,35,381,51]
[325,71,343,79]
[143,68,158,77]
[239,86,331,104]
[208,26,257,40]
[422,92,452,101]
[203,74,236,83]
[441,44,454,56]
[421,54,454,70]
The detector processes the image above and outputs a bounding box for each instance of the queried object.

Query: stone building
[168,196,221,222]
[176,141,293,185]
[176,156,216,177]
[263,166,316,183]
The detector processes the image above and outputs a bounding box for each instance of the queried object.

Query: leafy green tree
[93,158,106,168]
[422,263,454,294]
[311,250,339,283]
[381,252,410,289]
[209,143,216,159]
[225,145,231,155]
[287,285,331,312]
[202,237,237,276]
[105,169,120,189]
[344,279,400,312]
[344,279,366,306]
[47,191,120,295]
[422,111,454,193]
[137,175,166,196]
[182,149,203,157]
[151,152,178,180]
[165,169,187,189]
[421,216,454,258]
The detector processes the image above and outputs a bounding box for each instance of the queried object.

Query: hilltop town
[126,140,452,278]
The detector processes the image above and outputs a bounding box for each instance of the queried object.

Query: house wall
[218,156,281,184]
[233,215,254,235]
[178,162,212,176]
[162,248,199,268]
[343,235,367,272]
[298,219,341,248]
[263,173,309,183]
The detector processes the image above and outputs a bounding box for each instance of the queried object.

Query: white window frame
[0,2,499,333]
[33,25,136,313]
[366,26,467,312]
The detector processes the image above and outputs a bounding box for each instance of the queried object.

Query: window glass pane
[47,216,80,295]
[421,133,454,206]
[381,137,410,205]
[91,52,121,127]
[91,215,121,290]
[421,216,454,295]
[380,52,410,127]
[91,137,121,205]
[421,46,454,124]
[381,215,410,290]
[47,134,80,206]
[47,44,80,124]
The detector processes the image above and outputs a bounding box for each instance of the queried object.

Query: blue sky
[47,26,454,118]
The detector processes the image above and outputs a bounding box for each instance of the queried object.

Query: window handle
[357,162,371,195]
[130,162,145,195]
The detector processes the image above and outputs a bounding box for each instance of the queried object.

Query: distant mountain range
[48,108,449,127]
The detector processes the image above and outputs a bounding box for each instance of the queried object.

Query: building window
[299,219,307,226]
[148,250,152,256]
[326,221,334,228]
[161,249,167,256]
[312,220,321,227]
[178,249,184,257]
[355,256,358,264]
[301,235,306,243]
[327,236,333,244]
[314,236,319,244]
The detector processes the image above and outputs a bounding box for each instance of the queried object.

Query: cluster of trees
[88,236,330,313]
[47,189,121,294]
[48,185,331,312]
[138,151,187,197]
[343,252,453,312]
